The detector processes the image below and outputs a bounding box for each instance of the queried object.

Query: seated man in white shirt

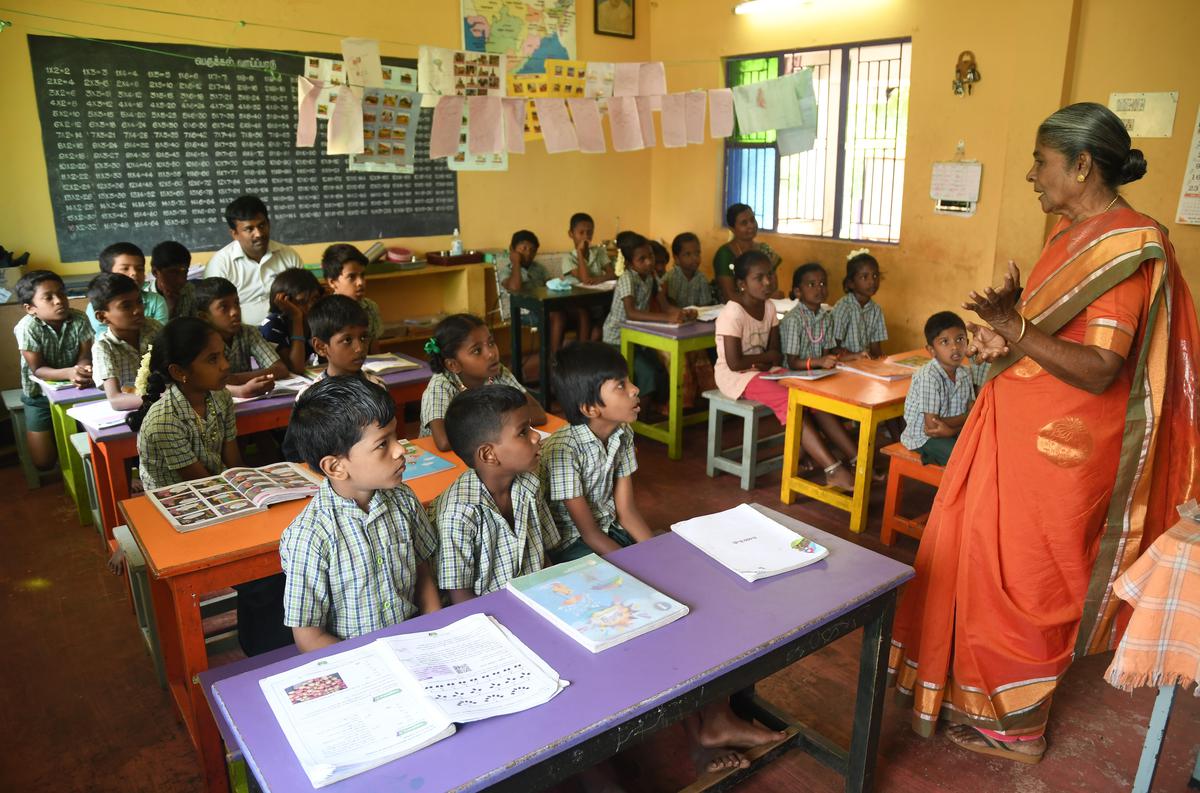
[204,195,303,325]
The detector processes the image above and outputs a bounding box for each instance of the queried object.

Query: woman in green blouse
[712,203,781,302]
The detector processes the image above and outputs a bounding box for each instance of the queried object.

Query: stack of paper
[31,376,72,392]
[836,358,914,382]
[671,503,829,582]
[687,305,723,322]
[759,368,838,381]
[260,613,567,788]
[66,399,131,431]
[506,555,689,652]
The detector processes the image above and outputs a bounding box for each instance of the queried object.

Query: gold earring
[1076,173,1086,182]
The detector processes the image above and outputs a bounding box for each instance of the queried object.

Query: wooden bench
[880,442,945,545]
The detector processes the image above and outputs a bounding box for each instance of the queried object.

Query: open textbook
[671,503,829,582]
[506,554,689,652]
[230,374,318,403]
[147,462,321,531]
[66,399,132,430]
[759,367,838,381]
[260,613,567,788]
[362,353,420,374]
[835,358,914,382]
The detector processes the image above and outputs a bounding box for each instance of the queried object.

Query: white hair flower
[613,248,626,276]
[134,345,153,396]
[847,247,871,261]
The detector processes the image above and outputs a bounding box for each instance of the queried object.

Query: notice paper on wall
[1176,105,1200,225]
[608,96,643,151]
[418,46,506,109]
[708,88,734,139]
[930,160,982,202]
[1108,91,1179,138]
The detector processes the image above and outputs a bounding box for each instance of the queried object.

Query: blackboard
[27,35,459,263]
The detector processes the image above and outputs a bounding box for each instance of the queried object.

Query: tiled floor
[0,418,1195,792]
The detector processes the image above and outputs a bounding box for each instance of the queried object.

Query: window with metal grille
[723,40,911,244]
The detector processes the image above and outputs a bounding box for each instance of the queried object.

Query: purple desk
[86,357,432,539]
[200,645,299,793]
[620,320,717,459]
[210,505,912,793]
[44,384,106,525]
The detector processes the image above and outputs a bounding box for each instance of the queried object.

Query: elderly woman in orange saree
[888,102,1200,764]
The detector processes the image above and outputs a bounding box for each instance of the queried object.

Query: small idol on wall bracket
[595,0,635,39]
[953,50,981,96]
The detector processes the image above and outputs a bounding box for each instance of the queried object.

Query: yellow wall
[648,0,1198,349]
[1,0,1197,360]
[0,0,652,274]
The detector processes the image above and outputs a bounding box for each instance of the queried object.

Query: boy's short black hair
[286,375,395,473]
[150,241,191,272]
[444,384,528,468]
[15,270,64,305]
[308,294,369,342]
[671,232,699,256]
[510,229,539,250]
[193,277,239,313]
[88,272,140,312]
[99,242,144,273]
[552,342,628,425]
[321,243,368,281]
[269,268,321,312]
[924,311,966,345]
[568,212,594,231]
[224,195,269,229]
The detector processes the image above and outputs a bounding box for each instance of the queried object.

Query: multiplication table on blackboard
[28,36,459,263]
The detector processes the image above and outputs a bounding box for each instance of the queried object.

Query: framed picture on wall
[595,0,635,39]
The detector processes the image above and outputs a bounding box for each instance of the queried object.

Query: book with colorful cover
[760,368,838,381]
[836,358,914,382]
[505,554,689,653]
[400,440,456,481]
[147,462,322,532]
[31,375,72,392]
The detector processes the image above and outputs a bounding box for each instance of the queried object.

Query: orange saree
[888,208,1200,738]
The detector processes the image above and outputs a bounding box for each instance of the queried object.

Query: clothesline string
[0,5,726,68]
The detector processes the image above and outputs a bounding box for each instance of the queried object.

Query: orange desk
[779,351,925,534]
[121,436,464,793]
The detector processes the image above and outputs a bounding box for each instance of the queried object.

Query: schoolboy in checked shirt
[280,376,440,652]
[433,385,559,603]
[540,343,654,562]
[901,312,976,466]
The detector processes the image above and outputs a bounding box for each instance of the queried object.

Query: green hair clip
[423,338,441,355]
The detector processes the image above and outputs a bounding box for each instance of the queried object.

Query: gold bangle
[1014,315,1028,344]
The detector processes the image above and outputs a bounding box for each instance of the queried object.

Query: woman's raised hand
[966,322,1010,362]
[964,260,1023,330]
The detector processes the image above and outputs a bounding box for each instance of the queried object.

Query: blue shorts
[20,393,53,432]
[550,524,635,563]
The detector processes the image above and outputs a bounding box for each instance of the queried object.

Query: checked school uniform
[92,319,162,390]
[223,325,282,373]
[433,469,560,596]
[664,266,713,308]
[13,310,93,431]
[136,385,236,491]
[419,366,525,436]
[901,361,975,466]
[779,304,835,359]
[830,294,887,355]
[280,480,438,640]
[602,269,655,345]
[541,422,638,561]
[361,297,383,345]
[86,288,168,336]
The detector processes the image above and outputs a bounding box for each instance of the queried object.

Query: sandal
[823,461,854,494]
[946,725,1044,765]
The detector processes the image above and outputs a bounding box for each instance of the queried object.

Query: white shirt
[204,239,303,325]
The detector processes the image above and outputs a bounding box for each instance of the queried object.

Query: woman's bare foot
[697,702,786,750]
[945,724,1045,765]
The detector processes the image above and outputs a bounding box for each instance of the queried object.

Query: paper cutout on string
[418,46,506,109]
[660,93,687,148]
[608,96,643,151]
[634,96,657,147]
[430,95,465,159]
[327,85,364,155]
[685,91,706,144]
[296,77,322,147]
[467,96,504,154]
[567,98,605,153]
[533,98,578,153]
[708,88,734,138]
[502,98,527,154]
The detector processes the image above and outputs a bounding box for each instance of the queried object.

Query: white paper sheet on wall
[930,161,982,202]
[1176,105,1200,225]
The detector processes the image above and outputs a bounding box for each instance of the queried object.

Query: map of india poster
[462,0,577,74]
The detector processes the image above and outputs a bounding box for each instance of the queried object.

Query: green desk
[43,384,105,526]
[620,320,717,460]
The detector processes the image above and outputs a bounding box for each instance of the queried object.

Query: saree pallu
[888,208,1200,738]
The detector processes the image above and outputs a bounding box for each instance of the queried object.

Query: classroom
[1,1,1198,792]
